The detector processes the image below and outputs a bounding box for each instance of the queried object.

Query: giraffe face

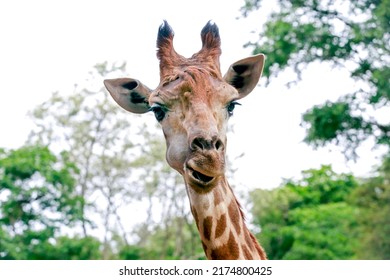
[148,67,239,189]
[104,21,265,191]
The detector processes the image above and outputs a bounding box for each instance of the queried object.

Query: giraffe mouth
[187,166,215,184]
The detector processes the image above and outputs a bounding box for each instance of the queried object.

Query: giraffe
[104,21,267,260]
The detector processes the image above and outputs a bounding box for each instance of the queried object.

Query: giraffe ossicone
[104,21,267,260]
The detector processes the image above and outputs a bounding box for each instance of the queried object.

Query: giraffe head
[104,21,264,193]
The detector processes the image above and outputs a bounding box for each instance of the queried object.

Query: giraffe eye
[149,104,168,122]
[227,101,241,117]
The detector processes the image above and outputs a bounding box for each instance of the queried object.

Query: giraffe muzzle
[185,152,225,188]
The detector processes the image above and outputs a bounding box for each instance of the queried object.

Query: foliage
[28,62,151,257]
[28,62,137,241]
[242,0,389,260]
[45,236,102,260]
[252,161,390,259]
[140,217,205,260]
[0,146,82,230]
[0,145,94,259]
[242,0,390,159]
[351,155,390,259]
[117,218,204,260]
[251,165,360,259]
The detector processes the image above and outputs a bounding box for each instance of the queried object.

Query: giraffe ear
[104,78,151,114]
[223,54,265,98]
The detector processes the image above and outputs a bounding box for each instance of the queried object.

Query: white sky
[0,0,384,191]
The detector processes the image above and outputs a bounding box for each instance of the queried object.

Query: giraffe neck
[186,177,267,260]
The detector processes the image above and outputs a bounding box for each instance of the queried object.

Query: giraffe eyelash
[227,101,241,117]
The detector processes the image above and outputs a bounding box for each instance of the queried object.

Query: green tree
[351,155,390,259]
[242,0,390,159]
[0,145,92,259]
[251,165,360,259]
[118,216,204,260]
[28,62,143,258]
[43,236,102,260]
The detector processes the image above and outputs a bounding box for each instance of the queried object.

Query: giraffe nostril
[190,136,224,151]
[191,137,205,150]
[215,139,223,151]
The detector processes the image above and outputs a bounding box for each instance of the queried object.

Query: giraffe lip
[186,166,215,184]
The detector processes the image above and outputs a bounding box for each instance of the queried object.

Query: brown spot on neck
[228,199,242,236]
[203,216,213,241]
[214,186,223,206]
[210,231,240,260]
[215,213,226,239]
